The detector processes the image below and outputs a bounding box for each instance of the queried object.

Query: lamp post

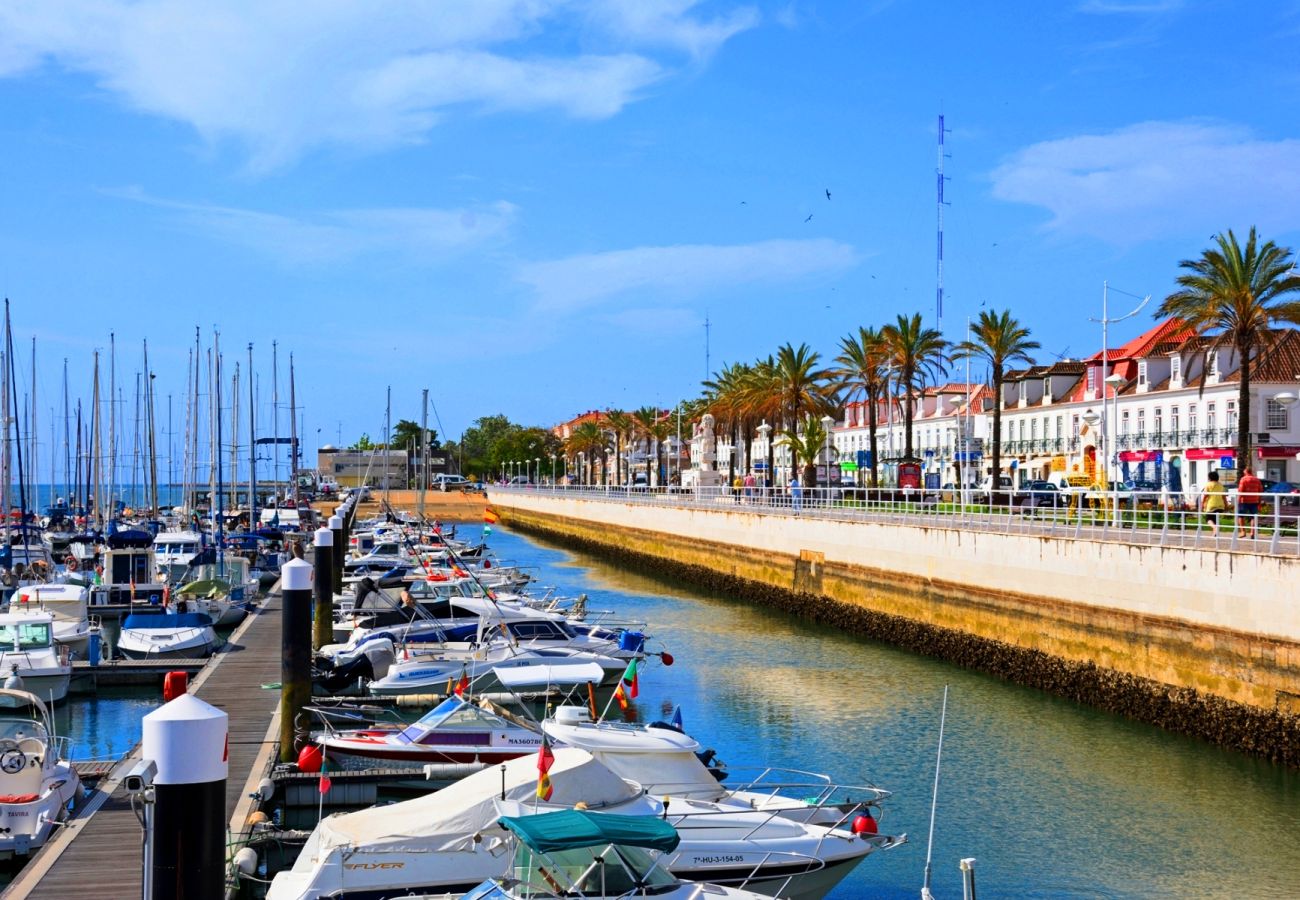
[1275,391,1298,482]
[1105,372,1125,526]
[578,452,586,486]
[757,421,771,498]
[820,415,835,492]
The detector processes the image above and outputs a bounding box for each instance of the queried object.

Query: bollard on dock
[280,558,313,763]
[312,525,334,651]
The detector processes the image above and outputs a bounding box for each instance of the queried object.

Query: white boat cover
[492,662,606,688]
[315,748,638,854]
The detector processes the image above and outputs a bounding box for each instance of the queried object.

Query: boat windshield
[0,718,48,743]
[393,698,508,744]
[511,843,676,897]
[0,623,52,650]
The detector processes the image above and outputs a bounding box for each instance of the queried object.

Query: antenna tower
[936,114,951,329]
[704,310,711,380]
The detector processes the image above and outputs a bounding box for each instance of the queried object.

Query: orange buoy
[162,671,189,702]
[297,744,323,773]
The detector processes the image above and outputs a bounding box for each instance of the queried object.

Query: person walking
[1201,470,1227,535]
[791,476,802,513]
[743,473,756,503]
[1236,468,1263,539]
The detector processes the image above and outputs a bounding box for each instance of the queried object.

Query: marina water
[485,524,1300,899]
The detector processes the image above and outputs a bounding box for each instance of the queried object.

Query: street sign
[856,450,872,468]
[1220,456,1235,469]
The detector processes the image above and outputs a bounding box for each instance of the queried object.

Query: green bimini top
[499,810,681,854]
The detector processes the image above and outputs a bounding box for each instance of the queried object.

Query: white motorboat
[544,707,899,832]
[367,649,618,696]
[152,530,204,582]
[267,748,882,900]
[461,809,772,900]
[10,583,92,656]
[117,611,217,659]
[0,688,80,858]
[0,611,71,705]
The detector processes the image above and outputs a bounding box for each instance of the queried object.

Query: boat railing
[721,765,891,808]
[699,848,824,897]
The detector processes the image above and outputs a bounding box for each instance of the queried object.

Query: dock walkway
[3,592,284,899]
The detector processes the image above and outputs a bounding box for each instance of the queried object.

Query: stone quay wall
[486,490,1300,765]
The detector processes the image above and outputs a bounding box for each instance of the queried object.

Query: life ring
[65,556,79,572]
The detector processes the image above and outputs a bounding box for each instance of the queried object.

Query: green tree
[1158,227,1300,466]
[564,421,606,485]
[833,326,890,487]
[458,414,516,477]
[774,343,838,480]
[881,314,948,461]
[492,427,560,481]
[391,419,438,451]
[351,433,375,451]
[604,409,633,485]
[952,310,1039,488]
[778,416,833,487]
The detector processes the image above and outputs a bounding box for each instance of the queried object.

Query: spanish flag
[536,732,555,801]
[483,508,499,525]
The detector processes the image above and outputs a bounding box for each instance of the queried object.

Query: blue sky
[2,0,1299,453]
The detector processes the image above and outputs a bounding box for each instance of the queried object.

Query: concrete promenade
[488,487,1300,763]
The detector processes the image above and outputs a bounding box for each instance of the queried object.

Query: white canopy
[316,748,639,854]
[492,662,607,689]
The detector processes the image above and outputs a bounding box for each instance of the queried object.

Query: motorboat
[267,748,883,900]
[0,688,80,859]
[152,530,204,582]
[0,611,72,705]
[116,611,218,659]
[9,583,92,656]
[315,695,543,771]
[88,545,167,608]
[461,810,772,900]
[176,549,260,625]
[368,649,617,697]
[544,707,899,832]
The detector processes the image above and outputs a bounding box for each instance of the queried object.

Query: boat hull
[0,674,70,706]
[117,629,217,660]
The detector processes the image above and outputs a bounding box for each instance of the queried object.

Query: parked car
[507,475,532,486]
[1017,480,1068,512]
[1120,480,1162,508]
[976,474,1014,504]
[431,474,470,492]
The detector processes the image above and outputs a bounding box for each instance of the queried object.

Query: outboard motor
[315,653,374,693]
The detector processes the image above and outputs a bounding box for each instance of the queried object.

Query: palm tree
[952,310,1040,489]
[700,365,747,481]
[773,343,838,482]
[603,409,633,485]
[564,421,604,485]
[779,416,832,488]
[631,406,662,485]
[881,314,948,461]
[744,355,783,486]
[1158,227,1300,466]
[833,326,890,487]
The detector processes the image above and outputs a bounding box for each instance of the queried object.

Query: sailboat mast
[30,337,37,512]
[91,352,102,525]
[62,358,71,498]
[230,362,240,516]
[214,332,225,571]
[272,340,280,502]
[145,340,159,515]
[108,332,117,517]
[6,301,30,531]
[288,353,298,507]
[248,343,257,531]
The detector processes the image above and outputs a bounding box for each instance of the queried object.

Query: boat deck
[3,592,284,900]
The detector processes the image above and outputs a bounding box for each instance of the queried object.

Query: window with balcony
[1136,409,1145,442]
[1267,399,1290,430]
[1227,400,1237,429]
[1153,408,1162,437]
[1207,402,1216,430]
[1055,415,1063,439]
[1018,421,1025,441]
[1121,411,1130,434]
[1188,404,1197,434]
[1072,414,1080,436]
[1031,419,1038,440]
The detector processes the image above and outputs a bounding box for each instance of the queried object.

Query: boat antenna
[921,685,949,900]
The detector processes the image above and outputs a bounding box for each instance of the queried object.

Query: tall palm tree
[1158,227,1300,466]
[603,409,633,485]
[773,343,838,481]
[881,314,948,461]
[833,326,891,487]
[744,355,783,485]
[564,421,604,485]
[779,416,832,487]
[631,406,662,485]
[700,365,747,481]
[952,310,1039,488]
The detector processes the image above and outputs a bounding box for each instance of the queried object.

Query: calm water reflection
[488,524,1300,899]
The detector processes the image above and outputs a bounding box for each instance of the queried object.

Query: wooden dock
[3,593,285,900]
[68,657,206,692]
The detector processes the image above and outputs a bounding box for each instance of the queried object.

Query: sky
[2,0,1300,457]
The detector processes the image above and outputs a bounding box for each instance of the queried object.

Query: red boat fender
[852,812,878,835]
[162,671,189,702]
[297,744,323,773]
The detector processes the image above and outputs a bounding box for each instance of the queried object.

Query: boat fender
[852,812,878,835]
[297,744,323,773]
[233,847,258,876]
[163,671,189,703]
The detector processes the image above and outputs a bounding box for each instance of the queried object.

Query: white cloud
[108,187,516,266]
[989,121,1300,242]
[0,0,757,171]
[519,239,858,312]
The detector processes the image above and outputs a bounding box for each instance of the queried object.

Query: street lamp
[1105,372,1125,490]
[757,422,772,495]
[820,415,835,491]
[578,452,586,486]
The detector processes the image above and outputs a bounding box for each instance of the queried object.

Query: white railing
[487,483,1300,557]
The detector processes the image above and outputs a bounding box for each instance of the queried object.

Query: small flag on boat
[319,752,332,795]
[453,667,469,697]
[621,658,639,700]
[613,680,629,712]
[536,732,555,801]
[483,509,499,525]
[670,705,683,730]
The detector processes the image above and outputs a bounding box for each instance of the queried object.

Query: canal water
[486,523,1300,899]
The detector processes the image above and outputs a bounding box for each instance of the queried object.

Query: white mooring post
[141,693,229,900]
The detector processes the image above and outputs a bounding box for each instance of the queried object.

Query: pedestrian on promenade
[743,473,756,503]
[732,475,743,504]
[1201,470,1227,535]
[791,476,802,513]
[1236,469,1263,539]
